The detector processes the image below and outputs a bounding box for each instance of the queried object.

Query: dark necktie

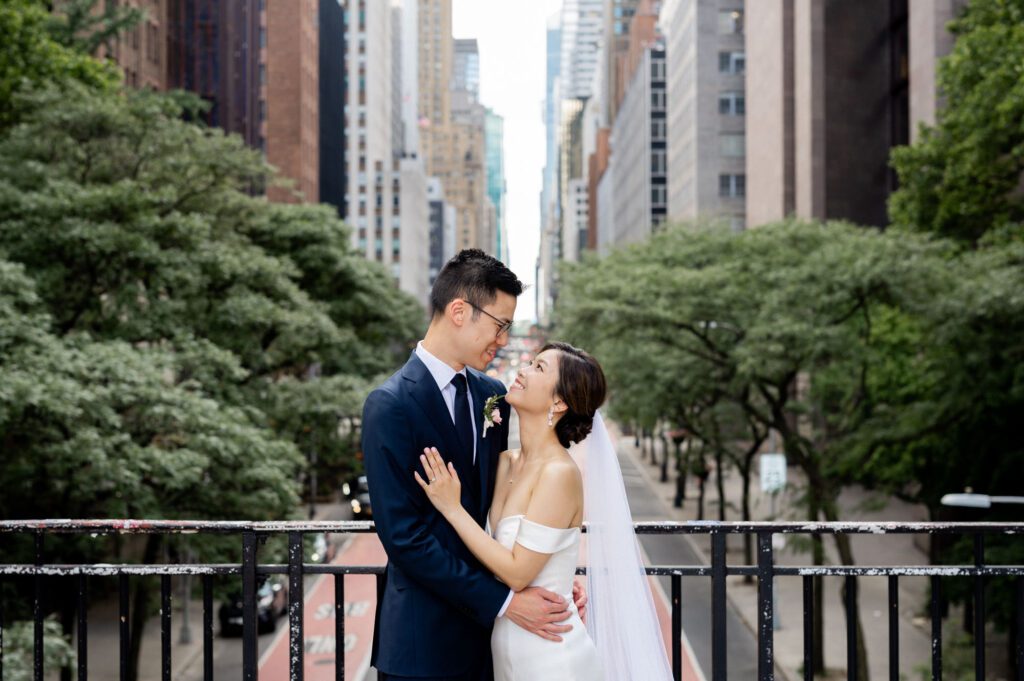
[451,373,480,502]
[451,373,475,465]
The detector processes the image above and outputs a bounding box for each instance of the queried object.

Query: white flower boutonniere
[481,394,504,438]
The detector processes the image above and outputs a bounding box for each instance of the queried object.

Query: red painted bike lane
[259,533,385,681]
[259,533,703,681]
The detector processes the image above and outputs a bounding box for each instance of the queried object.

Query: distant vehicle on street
[311,531,337,563]
[343,475,373,520]
[219,575,288,636]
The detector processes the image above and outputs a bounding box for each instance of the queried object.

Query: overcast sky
[452,0,562,322]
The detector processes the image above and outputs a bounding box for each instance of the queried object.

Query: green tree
[889,0,1024,245]
[0,0,119,129]
[556,220,956,679]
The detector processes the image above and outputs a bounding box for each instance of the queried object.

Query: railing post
[846,575,857,681]
[931,574,943,681]
[888,575,899,681]
[335,574,345,681]
[289,531,305,681]
[34,532,43,681]
[1,576,5,681]
[242,530,258,681]
[758,532,774,681]
[803,575,814,681]
[1016,577,1023,681]
[203,574,213,681]
[161,574,172,681]
[672,574,682,681]
[974,534,985,681]
[119,573,129,681]
[711,531,727,681]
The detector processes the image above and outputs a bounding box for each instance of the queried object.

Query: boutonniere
[481,394,504,438]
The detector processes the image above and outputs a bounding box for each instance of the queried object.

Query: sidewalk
[612,426,934,681]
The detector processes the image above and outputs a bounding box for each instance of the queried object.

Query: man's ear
[447,298,467,327]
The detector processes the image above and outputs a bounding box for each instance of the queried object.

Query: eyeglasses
[463,300,513,338]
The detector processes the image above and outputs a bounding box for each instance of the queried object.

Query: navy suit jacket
[362,352,513,677]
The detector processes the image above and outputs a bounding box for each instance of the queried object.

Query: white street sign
[760,453,787,493]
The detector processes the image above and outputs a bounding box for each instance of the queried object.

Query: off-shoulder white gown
[487,515,605,681]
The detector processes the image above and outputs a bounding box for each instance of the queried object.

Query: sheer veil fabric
[572,411,674,680]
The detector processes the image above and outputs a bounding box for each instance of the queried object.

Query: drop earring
[547,407,554,427]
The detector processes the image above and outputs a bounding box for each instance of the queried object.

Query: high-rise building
[265,0,319,203]
[602,0,641,122]
[908,0,969,141]
[105,0,169,91]
[165,1,263,151]
[608,45,667,245]
[343,0,395,260]
[484,109,508,263]
[454,39,481,101]
[398,157,430,306]
[427,178,457,286]
[418,0,453,177]
[746,0,913,228]
[537,13,562,326]
[319,0,346,216]
[560,0,605,100]
[661,0,746,231]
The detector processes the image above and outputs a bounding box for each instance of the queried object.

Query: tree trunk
[697,476,706,520]
[60,582,75,681]
[715,446,726,521]
[660,433,669,482]
[674,440,687,508]
[128,535,163,681]
[741,463,753,584]
[808,490,826,676]
[832,530,870,681]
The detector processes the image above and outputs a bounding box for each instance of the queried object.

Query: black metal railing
[1,520,1023,681]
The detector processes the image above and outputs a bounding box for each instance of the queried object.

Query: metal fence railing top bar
[0,520,1022,681]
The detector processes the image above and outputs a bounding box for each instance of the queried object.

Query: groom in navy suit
[362,250,581,681]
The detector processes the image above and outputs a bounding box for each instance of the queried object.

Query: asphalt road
[618,447,760,681]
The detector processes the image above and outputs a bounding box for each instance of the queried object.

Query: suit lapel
[402,354,464,466]
[468,371,498,519]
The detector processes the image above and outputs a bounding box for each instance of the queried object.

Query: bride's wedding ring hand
[413,447,461,516]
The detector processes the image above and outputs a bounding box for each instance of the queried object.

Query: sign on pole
[760,453,787,493]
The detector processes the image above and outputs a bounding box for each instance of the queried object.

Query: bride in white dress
[416,342,673,681]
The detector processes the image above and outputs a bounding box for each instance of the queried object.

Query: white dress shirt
[415,341,478,463]
[414,341,514,618]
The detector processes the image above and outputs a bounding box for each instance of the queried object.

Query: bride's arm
[415,447,579,592]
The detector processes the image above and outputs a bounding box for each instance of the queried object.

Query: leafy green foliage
[889,0,1024,244]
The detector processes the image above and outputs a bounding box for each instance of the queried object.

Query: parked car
[343,475,373,520]
[219,575,287,636]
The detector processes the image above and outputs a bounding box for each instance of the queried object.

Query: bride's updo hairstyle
[541,342,607,448]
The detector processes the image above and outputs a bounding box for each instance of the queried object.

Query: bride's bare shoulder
[537,453,583,490]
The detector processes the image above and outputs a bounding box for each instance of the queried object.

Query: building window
[720,133,745,157]
[260,27,266,49]
[718,10,744,35]
[651,89,667,111]
[719,51,745,74]
[719,174,746,198]
[652,185,667,207]
[259,64,266,85]
[719,91,745,115]
[651,118,667,141]
[651,149,667,174]
[651,59,666,80]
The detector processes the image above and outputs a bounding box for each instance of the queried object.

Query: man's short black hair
[430,249,524,318]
